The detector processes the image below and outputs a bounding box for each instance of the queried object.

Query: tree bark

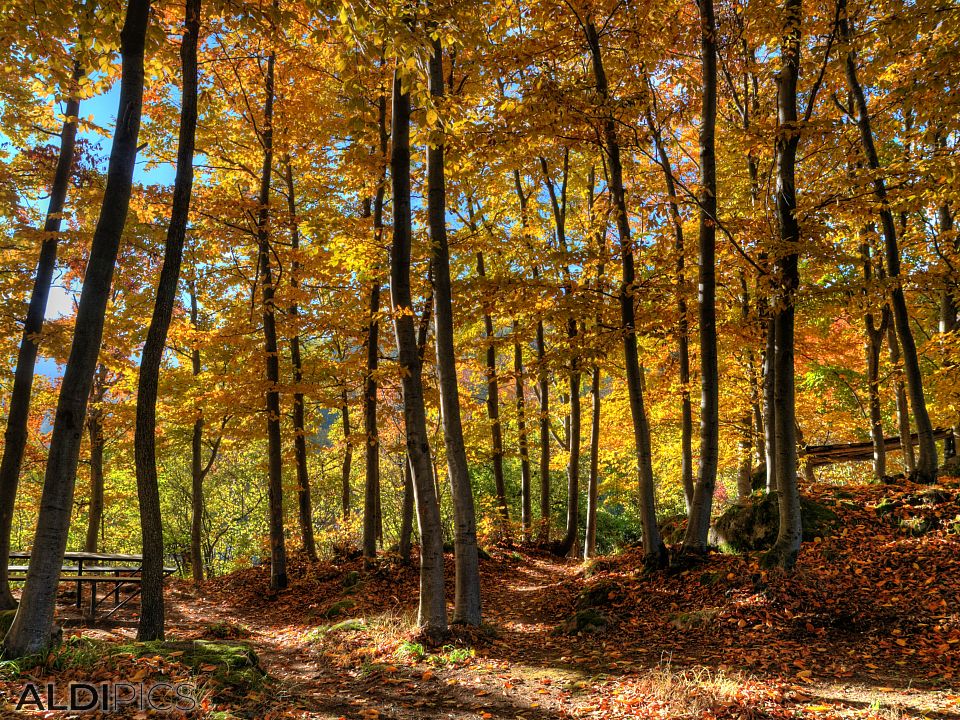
[536,318,550,539]
[683,0,720,553]
[426,37,481,625]
[363,92,388,560]
[514,322,532,540]
[399,458,414,562]
[133,0,200,641]
[584,365,601,558]
[340,387,352,520]
[643,104,693,513]
[763,315,778,492]
[862,235,888,479]
[0,61,82,611]
[584,18,666,568]
[390,67,447,637]
[3,0,150,658]
[256,47,287,592]
[839,0,937,482]
[282,160,317,559]
[84,377,106,555]
[939,205,957,334]
[764,0,803,570]
[476,249,510,532]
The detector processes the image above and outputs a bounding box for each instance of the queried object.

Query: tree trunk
[764,0,803,570]
[584,18,666,568]
[683,0,719,553]
[862,236,888,479]
[0,61,82,611]
[84,395,105,555]
[426,37,481,625]
[399,458,414,562]
[840,0,937,482]
[390,67,447,637]
[643,104,693,513]
[514,323,532,540]
[584,365,601,558]
[886,323,915,473]
[763,315,778,492]
[536,318,550,539]
[340,387,352,519]
[189,283,204,583]
[133,0,200,640]
[939,205,957,334]
[363,93,388,560]
[475,250,510,532]
[256,48,287,592]
[2,0,150,658]
[281,160,318,560]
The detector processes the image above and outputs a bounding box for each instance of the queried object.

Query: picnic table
[8,552,176,620]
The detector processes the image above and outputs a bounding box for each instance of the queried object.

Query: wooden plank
[803,429,954,466]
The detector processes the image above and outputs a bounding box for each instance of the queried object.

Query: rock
[941,454,960,478]
[751,464,767,492]
[321,598,357,619]
[554,609,608,636]
[342,570,362,589]
[124,640,265,695]
[575,579,620,609]
[711,493,838,553]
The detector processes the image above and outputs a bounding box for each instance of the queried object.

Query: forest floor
[3,477,960,719]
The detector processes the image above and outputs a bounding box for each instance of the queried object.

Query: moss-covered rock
[711,493,838,553]
[669,608,719,630]
[554,609,608,636]
[659,514,687,546]
[321,598,357,619]
[575,579,620,609]
[123,640,265,695]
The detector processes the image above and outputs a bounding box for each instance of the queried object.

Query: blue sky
[43,80,176,322]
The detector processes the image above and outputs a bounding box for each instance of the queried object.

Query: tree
[390,66,447,637]
[134,0,201,641]
[426,36,481,625]
[2,0,151,658]
[0,60,82,611]
[683,0,720,554]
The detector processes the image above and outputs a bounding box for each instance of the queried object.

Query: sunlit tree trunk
[643,104,693,513]
[84,375,106,555]
[3,0,151,658]
[256,47,287,592]
[862,234,888,479]
[840,0,937,482]
[0,60,83,611]
[427,37,481,625]
[390,67,447,637]
[764,0,803,570]
[584,18,666,568]
[514,323,532,540]
[683,0,719,553]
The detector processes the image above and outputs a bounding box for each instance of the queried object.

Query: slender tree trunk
[363,94,388,559]
[764,0,803,570]
[2,0,150,658]
[514,322,532,540]
[474,250,510,531]
[763,314,778,492]
[189,281,205,584]
[536,317,550,539]
[0,62,82,611]
[886,323,915,473]
[390,68,447,637]
[281,161,318,560]
[84,400,104,555]
[256,48,287,592]
[862,236,888,479]
[683,0,719,553]
[133,0,200,640]
[939,205,957,334]
[643,107,694,513]
[363,276,381,559]
[584,365,601,558]
[426,37,481,625]
[840,0,937,482]
[399,458,414,562]
[340,388,352,518]
[584,18,666,568]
